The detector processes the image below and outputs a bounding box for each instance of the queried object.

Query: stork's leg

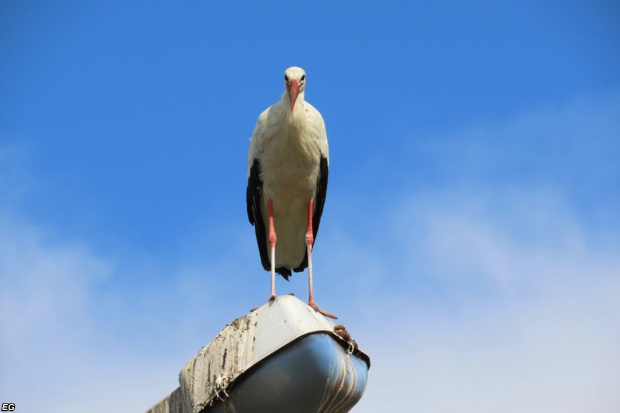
[251,199,277,312]
[268,198,277,301]
[306,199,337,319]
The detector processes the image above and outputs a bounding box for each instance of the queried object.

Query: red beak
[288,80,300,112]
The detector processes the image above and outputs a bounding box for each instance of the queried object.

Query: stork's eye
[301,74,305,81]
[285,74,289,82]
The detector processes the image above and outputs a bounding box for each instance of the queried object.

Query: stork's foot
[251,294,276,312]
[309,301,338,319]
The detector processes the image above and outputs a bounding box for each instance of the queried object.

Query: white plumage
[246,67,335,319]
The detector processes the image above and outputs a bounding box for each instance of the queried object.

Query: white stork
[246,67,336,319]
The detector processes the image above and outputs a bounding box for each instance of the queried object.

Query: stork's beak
[288,80,300,112]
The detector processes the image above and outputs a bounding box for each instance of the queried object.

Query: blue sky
[1,1,619,411]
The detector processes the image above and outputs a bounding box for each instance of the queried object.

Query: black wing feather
[247,159,270,273]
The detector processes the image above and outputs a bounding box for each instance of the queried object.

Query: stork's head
[283,66,306,112]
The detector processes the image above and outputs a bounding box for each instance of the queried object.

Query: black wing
[294,155,328,272]
[247,159,271,273]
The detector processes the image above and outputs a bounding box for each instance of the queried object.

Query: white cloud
[0,212,109,408]
[0,207,227,411]
[0,213,106,348]
[347,187,620,413]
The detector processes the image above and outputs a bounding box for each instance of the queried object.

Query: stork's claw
[251,294,276,312]
[309,301,337,319]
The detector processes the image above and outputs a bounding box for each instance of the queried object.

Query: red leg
[306,199,337,319]
[268,198,276,300]
[251,198,277,312]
